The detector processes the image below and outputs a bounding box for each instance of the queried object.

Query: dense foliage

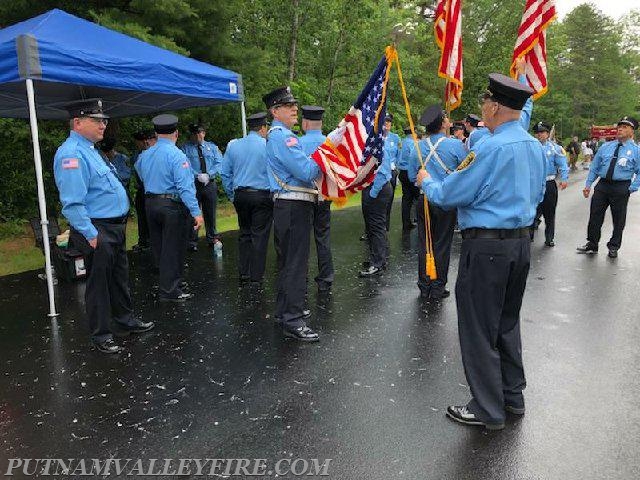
[0,0,638,221]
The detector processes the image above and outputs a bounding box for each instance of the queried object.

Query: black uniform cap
[143,129,157,140]
[301,105,325,121]
[419,104,446,132]
[532,121,551,133]
[385,113,394,122]
[465,114,481,127]
[451,123,465,132]
[617,116,638,130]
[481,73,533,110]
[65,98,109,119]
[262,86,297,109]
[188,123,205,134]
[153,114,179,134]
[247,112,268,128]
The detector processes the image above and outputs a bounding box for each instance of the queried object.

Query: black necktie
[197,143,207,174]
[605,142,623,181]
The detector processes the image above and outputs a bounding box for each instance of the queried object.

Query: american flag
[511,0,557,99]
[434,0,463,110]
[311,54,389,203]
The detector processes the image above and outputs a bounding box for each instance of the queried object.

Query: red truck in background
[590,125,617,141]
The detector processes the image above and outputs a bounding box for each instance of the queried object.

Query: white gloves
[327,126,345,145]
[197,173,210,185]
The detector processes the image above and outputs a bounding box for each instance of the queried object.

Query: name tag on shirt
[62,158,79,169]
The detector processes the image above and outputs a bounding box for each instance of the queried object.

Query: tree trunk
[325,28,345,106]
[288,0,300,82]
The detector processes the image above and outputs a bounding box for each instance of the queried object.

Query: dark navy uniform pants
[587,179,631,249]
[385,169,399,231]
[456,234,530,425]
[274,199,313,327]
[134,174,149,247]
[362,183,392,268]
[146,196,189,299]
[398,169,419,229]
[312,200,334,290]
[233,189,273,282]
[532,180,558,242]
[70,218,136,343]
[416,196,456,296]
[189,180,218,247]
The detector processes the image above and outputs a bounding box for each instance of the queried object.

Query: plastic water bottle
[213,240,223,258]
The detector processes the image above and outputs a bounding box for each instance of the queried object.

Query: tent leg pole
[240,101,247,137]
[26,78,58,318]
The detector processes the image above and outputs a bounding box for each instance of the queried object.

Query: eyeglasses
[87,117,109,126]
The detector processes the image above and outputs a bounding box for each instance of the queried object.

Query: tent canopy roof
[0,9,243,119]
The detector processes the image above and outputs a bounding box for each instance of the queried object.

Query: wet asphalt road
[1,169,639,479]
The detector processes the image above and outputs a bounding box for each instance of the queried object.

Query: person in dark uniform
[221,112,273,285]
[264,86,320,342]
[409,105,466,299]
[54,99,154,354]
[98,137,132,188]
[135,114,204,302]
[359,129,393,277]
[577,116,640,258]
[299,105,334,292]
[131,129,152,252]
[530,121,569,246]
[417,74,545,430]
[398,125,420,231]
[382,114,401,231]
[181,123,223,251]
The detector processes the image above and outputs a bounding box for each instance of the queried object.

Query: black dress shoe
[576,243,598,254]
[504,404,526,415]
[119,321,155,334]
[92,338,122,354]
[608,248,618,258]
[283,325,319,342]
[446,405,504,430]
[159,292,193,303]
[544,240,555,247]
[359,265,382,277]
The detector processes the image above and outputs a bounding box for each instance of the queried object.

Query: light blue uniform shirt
[370,150,393,198]
[540,140,569,181]
[299,130,326,155]
[180,140,223,177]
[408,133,467,184]
[110,152,131,184]
[265,120,321,193]
[134,138,201,217]
[586,139,640,191]
[397,134,416,171]
[421,120,546,229]
[221,132,270,201]
[383,131,401,170]
[467,127,490,151]
[54,131,130,241]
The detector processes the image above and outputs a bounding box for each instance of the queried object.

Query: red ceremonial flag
[434,0,463,110]
[311,48,393,205]
[511,0,557,99]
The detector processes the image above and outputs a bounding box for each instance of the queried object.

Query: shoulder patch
[285,136,298,147]
[181,160,190,169]
[455,151,476,171]
[62,158,79,170]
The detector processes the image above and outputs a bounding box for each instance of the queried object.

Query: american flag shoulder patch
[62,158,79,170]
[285,136,298,147]
[181,160,190,168]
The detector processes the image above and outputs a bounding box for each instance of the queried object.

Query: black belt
[145,193,180,200]
[236,187,269,193]
[91,215,128,225]
[599,178,631,185]
[461,227,530,240]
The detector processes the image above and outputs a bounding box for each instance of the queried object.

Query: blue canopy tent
[0,9,246,316]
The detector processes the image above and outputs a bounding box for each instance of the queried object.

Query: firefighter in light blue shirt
[263,86,321,342]
[181,124,223,250]
[464,114,489,151]
[530,121,569,246]
[382,114,401,230]
[54,99,153,354]
[221,112,273,284]
[300,105,334,292]
[409,105,467,300]
[577,116,640,257]
[135,114,203,303]
[417,73,545,431]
